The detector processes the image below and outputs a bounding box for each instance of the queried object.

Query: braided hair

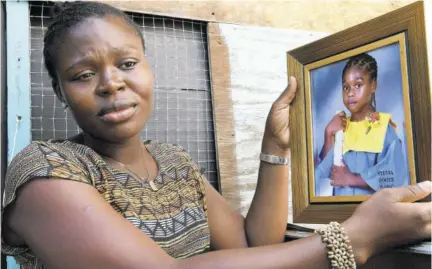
[43,1,144,85]
[342,53,378,111]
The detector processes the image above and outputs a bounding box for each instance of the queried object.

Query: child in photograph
[315,53,408,196]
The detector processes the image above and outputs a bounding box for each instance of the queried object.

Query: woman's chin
[83,122,144,143]
[107,125,143,141]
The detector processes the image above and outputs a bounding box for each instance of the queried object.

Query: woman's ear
[52,79,66,104]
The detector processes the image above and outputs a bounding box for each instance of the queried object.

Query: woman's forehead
[54,16,143,64]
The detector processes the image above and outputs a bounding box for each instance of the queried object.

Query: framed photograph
[307,32,415,203]
[287,1,430,223]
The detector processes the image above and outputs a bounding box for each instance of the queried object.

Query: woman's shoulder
[8,139,95,171]
[146,140,187,152]
[146,140,192,160]
[4,140,95,208]
[146,140,203,173]
[7,140,74,169]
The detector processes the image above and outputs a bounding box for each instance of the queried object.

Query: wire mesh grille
[29,1,218,188]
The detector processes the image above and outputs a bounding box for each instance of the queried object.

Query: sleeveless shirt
[1,139,211,268]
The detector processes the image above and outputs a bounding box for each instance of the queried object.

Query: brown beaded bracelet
[315,222,357,269]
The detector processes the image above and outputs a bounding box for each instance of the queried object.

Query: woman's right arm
[5,179,431,269]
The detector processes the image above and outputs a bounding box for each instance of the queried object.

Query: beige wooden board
[98,0,416,33]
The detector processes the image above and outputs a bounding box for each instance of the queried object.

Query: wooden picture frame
[288,1,430,224]
[306,32,416,203]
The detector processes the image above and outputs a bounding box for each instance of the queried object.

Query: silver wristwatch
[260,153,290,165]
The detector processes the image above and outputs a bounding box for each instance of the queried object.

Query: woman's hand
[262,76,297,156]
[342,181,432,265]
[325,111,347,137]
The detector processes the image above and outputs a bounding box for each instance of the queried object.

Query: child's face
[342,67,376,115]
[52,15,154,142]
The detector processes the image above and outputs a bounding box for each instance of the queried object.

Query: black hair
[342,52,378,111]
[43,1,145,84]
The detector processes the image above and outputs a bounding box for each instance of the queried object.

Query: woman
[2,2,431,269]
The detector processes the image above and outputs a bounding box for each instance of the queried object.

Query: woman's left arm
[245,76,298,246]
[244,142,290,246]
[205,77,297,249]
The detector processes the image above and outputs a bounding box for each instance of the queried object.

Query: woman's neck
[82,133,145,165]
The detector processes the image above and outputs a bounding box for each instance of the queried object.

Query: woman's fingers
[274,76,297,108]
[389,181,432,203]
[419,204,432,235]
[345,181,432,263]
[402,202,432,237]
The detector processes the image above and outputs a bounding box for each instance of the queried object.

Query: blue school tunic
[314,112,408,196]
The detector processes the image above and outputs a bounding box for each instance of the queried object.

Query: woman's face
[52,15,154,142]
[342,67,376,116]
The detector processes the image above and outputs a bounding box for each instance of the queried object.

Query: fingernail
[418,181,432,191]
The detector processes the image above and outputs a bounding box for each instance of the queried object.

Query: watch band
[260,152,290,165]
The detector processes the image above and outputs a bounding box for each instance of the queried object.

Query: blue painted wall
[5,1,31,268]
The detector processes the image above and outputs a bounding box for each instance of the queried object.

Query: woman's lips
[99,105,137,123]
[98,99,138,123]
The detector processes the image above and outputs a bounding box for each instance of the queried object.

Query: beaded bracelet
[315,222,357,269]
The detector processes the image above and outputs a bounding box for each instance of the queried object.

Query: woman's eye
[73,72,94,81]
[120,61,137,69]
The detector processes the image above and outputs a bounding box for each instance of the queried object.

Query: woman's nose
[96,69,126,96]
